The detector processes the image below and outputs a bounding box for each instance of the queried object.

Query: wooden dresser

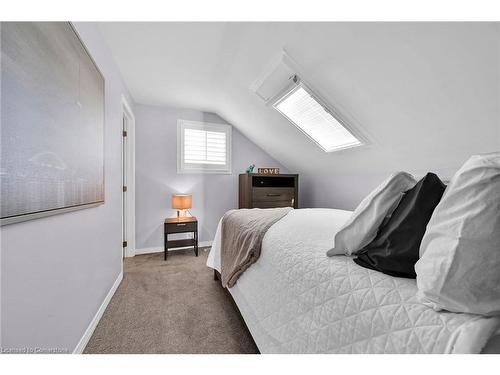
[239,174,298,209]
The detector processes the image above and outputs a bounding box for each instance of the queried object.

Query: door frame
[122,95,136,257]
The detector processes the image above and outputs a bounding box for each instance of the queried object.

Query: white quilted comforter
[207,208,500,354]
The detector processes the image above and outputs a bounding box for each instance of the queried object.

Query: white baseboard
[73,271,123,354]
[135,241,212,256]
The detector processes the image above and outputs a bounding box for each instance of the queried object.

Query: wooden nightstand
[164,216,198,261]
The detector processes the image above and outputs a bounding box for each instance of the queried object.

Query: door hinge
[123,130,127,137]
[123,186,127,192]
[122,241,127,248]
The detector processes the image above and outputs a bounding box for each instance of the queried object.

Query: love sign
[258,167,280,175]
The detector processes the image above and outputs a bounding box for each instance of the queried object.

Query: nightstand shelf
[164,216,198,261]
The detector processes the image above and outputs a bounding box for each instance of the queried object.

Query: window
[273,83,362,152]
[177,120,232,174]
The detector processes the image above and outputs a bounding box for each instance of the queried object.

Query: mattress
[207,208,500,354]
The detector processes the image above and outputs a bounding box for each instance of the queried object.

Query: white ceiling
[99,22,500,178]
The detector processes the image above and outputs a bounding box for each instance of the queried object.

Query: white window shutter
[177,120,232,174]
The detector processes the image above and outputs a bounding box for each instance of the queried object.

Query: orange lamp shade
[171,194,192,210]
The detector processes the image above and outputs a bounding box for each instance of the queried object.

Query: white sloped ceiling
[99,22,500,207]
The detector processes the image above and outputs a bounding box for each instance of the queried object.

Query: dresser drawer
[252,187,295,202]
[253,200,294,209]
[166,221,197,233]
[239,173,298,209]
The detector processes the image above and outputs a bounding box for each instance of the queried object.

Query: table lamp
[171,194,192,217]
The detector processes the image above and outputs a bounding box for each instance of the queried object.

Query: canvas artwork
[0,22,105,225]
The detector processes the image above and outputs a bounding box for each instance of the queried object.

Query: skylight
[273,84,362,152]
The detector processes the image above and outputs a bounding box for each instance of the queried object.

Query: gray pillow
[327,172,416,256]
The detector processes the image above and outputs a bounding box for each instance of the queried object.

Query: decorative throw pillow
[354,173,446,278]
[415,153,500,316]
[327,172,416,256]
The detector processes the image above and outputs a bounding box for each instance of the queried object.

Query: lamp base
[177,209,188,218]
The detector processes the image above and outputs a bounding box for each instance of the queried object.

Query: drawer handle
[266,193,281,197]
[177,223,187,226]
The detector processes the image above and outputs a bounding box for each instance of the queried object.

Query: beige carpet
[84,248,259,354]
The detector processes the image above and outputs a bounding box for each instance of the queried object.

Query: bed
[207,208,500,354]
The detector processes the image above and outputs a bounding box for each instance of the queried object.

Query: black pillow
[354,172,446,278]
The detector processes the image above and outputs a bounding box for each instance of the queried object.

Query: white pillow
[327,172,416,256]
[416,153,500,316]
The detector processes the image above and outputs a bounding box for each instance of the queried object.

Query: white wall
[99,23,500,212]
[215,23,500,211]
[0,22,133,352]
[214,23,500,211]
[135,104,287,249]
